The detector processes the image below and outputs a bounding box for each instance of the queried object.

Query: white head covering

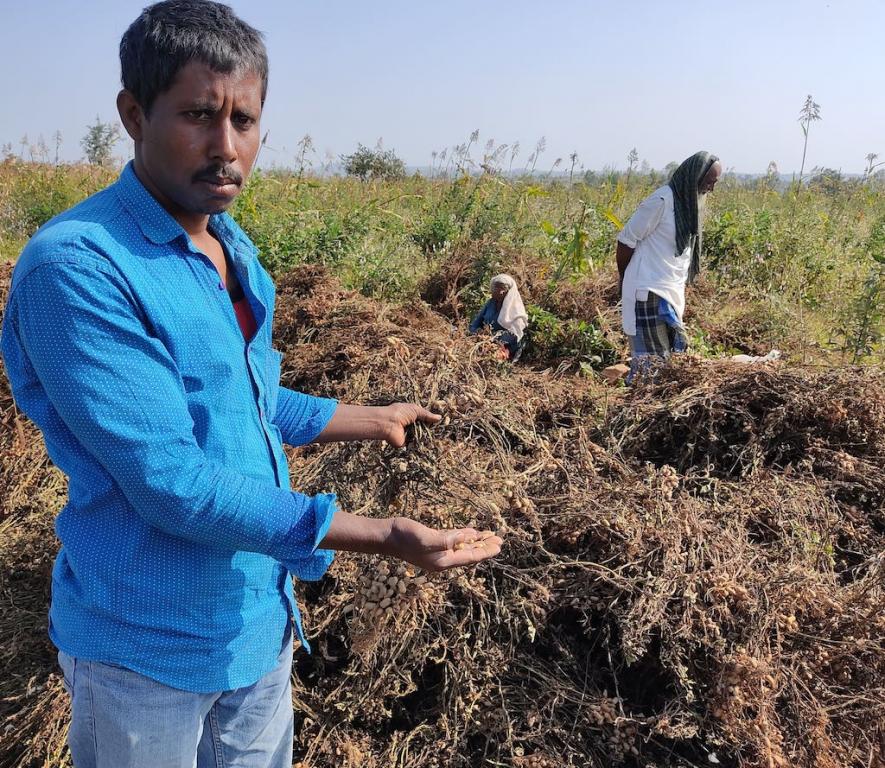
[490,274,528,341]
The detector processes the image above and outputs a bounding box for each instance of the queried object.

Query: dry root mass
[1,263,882,768]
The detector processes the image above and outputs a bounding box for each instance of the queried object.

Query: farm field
[0,161,883,768]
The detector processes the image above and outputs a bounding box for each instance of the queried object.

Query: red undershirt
[233,297,257,340]
[230,286,257,340]
[214,249,256,339]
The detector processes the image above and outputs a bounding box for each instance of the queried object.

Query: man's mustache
[193,167,243,186]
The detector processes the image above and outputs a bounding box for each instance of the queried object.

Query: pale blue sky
[2,0,883,173]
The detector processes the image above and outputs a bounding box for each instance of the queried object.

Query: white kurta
[617,185,691,336]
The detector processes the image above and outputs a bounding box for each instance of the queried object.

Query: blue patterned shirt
[1,163,339,692]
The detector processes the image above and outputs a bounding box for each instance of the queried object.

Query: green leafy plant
[838,216,885,362]
[524,305,617,369]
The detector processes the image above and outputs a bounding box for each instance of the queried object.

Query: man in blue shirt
[0,2,502,766]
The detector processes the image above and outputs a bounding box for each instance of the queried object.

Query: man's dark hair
[120,0,268,115]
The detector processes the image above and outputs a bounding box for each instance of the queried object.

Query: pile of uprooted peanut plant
[1,264,882,768]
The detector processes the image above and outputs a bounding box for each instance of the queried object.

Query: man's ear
[117,90,146,141]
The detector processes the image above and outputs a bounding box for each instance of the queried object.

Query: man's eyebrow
[182,98,219,111]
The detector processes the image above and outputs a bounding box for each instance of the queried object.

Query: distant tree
[626,147,639,176]
[798,94,822,183]
[863,152,884,182]
[341,143,406,181]
[663,161,679,178]
[81,117,121,166]
[32,135,49,163]
[809,166,846,196]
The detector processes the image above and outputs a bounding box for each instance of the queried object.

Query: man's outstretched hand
[315,402,441,446]
[388,517,503,571]
[320,511,503,572]
[378,403,441,448]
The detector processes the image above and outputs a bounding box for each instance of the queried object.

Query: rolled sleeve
[274,387,338,447]
[280,491,337,580]
[617,193,666,249]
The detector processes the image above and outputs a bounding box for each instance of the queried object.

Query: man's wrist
[379,516,406,558]
[345,404,390,442]
[370,405,394,442]
[319,509,399,555]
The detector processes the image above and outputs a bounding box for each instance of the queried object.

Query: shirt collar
[113,162,257,257]
[209,210,258,258]
[114,162,186,245]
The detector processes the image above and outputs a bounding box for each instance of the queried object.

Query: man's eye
[187,110,212,120]
[234,115,255,128]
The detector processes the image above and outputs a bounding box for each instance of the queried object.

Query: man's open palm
[390,518,503,571]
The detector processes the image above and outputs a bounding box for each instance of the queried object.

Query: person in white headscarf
[469,274,529,361]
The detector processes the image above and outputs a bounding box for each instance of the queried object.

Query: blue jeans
[57,627,294,768]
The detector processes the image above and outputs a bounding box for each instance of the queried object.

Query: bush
[80,117,121,166]
[524,304,618,370]
[411,211,457,254]
[342,144,406,181]
[253,210,371,275]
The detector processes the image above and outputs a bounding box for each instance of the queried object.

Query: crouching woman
[469,274,528,361]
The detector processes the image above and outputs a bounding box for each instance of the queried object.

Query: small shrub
[342,144,406,181]
[411,212,457,254]
[80,117,121,166]
[524,305,617,369]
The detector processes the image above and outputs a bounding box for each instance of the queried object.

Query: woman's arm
[469,300,492,334]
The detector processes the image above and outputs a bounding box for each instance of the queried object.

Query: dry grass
[1,264,882,767]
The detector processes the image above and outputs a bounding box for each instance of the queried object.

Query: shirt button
[218,281,224,290]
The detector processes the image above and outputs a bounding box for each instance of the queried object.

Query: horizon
[2,0,883,175]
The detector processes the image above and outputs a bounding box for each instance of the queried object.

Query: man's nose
[209,120,237,165]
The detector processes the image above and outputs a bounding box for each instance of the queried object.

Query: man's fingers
[450,530,502,556]
[386,432,406,449]
[414,405,441,424]
[414,528,503,571]
[438,540,502,569]
[448,528,480,550]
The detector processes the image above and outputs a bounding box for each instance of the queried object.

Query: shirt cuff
[280,492,338,581]
[275,389,339,447]
[299,396,338,445]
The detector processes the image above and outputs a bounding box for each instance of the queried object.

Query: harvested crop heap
[1,264,882,768]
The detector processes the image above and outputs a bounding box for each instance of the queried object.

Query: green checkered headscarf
[669,151,719,284]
